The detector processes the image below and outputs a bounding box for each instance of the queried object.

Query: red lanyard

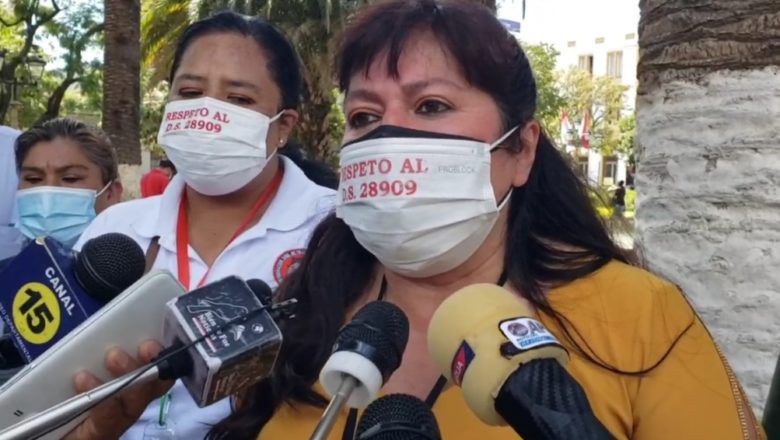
[175,168,284,290]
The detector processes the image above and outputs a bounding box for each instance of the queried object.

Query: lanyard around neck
[175,168,284,290]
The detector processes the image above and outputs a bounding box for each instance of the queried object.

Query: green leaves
[524,42,565,135]
[559,67,629,155]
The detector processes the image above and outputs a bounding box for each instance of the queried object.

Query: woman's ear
[511,120,540,187]
[106,181,123,203]
[276,109,299,147]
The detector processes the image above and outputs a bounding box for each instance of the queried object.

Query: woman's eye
[416,100,451,115]
[178,89,201,98]
[228,95,254,106]
[348,112,380,129]
[62,176,83,184]
[22,176,42,184]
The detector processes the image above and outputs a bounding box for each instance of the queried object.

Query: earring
[279,139,286,146]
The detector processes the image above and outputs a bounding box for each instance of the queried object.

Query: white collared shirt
[74,156,336,440]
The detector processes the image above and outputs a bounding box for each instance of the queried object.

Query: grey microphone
[310,301,409,440]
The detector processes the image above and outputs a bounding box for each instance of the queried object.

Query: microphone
[427,284,614,440]
[246,278,273,305]
[0,234,145,363]
[311,301,409,440]
[160,276,287,406]
[356,394,441,440]
[0,277,296,440]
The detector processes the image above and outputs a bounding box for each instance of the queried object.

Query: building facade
[557,30,638,188]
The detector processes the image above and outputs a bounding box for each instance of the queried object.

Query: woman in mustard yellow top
[207,1,765,439]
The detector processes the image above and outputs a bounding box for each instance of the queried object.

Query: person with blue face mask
[0,118,123,381]
[11,118,123,249]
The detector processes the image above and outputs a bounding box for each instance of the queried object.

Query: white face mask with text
[336,125,517,278]
[157,97,282,196]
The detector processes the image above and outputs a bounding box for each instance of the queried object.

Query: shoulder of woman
[550,260,689,317]
[74,196,161,250]
[547,260,695,369]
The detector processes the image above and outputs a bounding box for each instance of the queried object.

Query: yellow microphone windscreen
[427,283,568,425]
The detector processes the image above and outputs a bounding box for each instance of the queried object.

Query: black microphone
[0,234,145,363]
[311,301,410,440]
[356,394,441,440]
[246,279,273,305]
[428,284,614,440]
[0,276,297,440]
[73,233,146,301]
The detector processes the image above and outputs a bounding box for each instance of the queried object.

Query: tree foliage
[522,42,564,136]
[559,67,630,155]
[0,0,103,128]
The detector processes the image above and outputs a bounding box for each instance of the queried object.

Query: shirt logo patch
[272,249,306,284]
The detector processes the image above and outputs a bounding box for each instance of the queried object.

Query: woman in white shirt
[65,11,335,440]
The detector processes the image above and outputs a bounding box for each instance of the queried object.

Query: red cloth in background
[140,168,170,198]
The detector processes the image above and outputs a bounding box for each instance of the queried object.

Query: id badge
[142,423,176,440]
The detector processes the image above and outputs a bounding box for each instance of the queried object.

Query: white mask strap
[489,125,520,152]
[497,187,513,210]
[96,180,113,198]
[269,110,285,124]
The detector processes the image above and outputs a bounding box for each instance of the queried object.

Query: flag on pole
[560,109,572,147]
[579,110,591,149]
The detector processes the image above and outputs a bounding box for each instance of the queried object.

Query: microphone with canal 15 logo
[0,233,145,363]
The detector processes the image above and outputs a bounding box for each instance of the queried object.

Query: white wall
[556,33,639,110]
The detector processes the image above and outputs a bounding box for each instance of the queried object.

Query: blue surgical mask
[15,183,110,248]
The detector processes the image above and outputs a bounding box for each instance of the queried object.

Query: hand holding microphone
[427,284,614,440]
[0,276,294,440]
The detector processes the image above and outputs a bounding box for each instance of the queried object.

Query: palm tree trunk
[102,0,142,165]
[635,0,780,417]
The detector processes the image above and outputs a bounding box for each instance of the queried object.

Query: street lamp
[25,56,46,83]
[0,52,48,128]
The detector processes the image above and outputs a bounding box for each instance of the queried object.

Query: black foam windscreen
[246,279,273,305]
[334,301,409,382]
[494,358,615,440]
[74,233,145,302]
[356,394,440,440]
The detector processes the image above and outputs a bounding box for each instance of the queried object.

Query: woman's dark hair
[209,1,680,438]
[168,11,337,188]
[15,117,118,184]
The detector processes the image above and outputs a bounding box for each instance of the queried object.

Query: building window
[602,159,618,186]
[567,41,577,48]
[625,33,636,40]
[578,55,594,75]
[577,158,588,177]
[606,51,623,79]
[595,37,605,44]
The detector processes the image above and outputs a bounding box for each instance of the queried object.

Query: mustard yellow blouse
[258,261,765,439]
